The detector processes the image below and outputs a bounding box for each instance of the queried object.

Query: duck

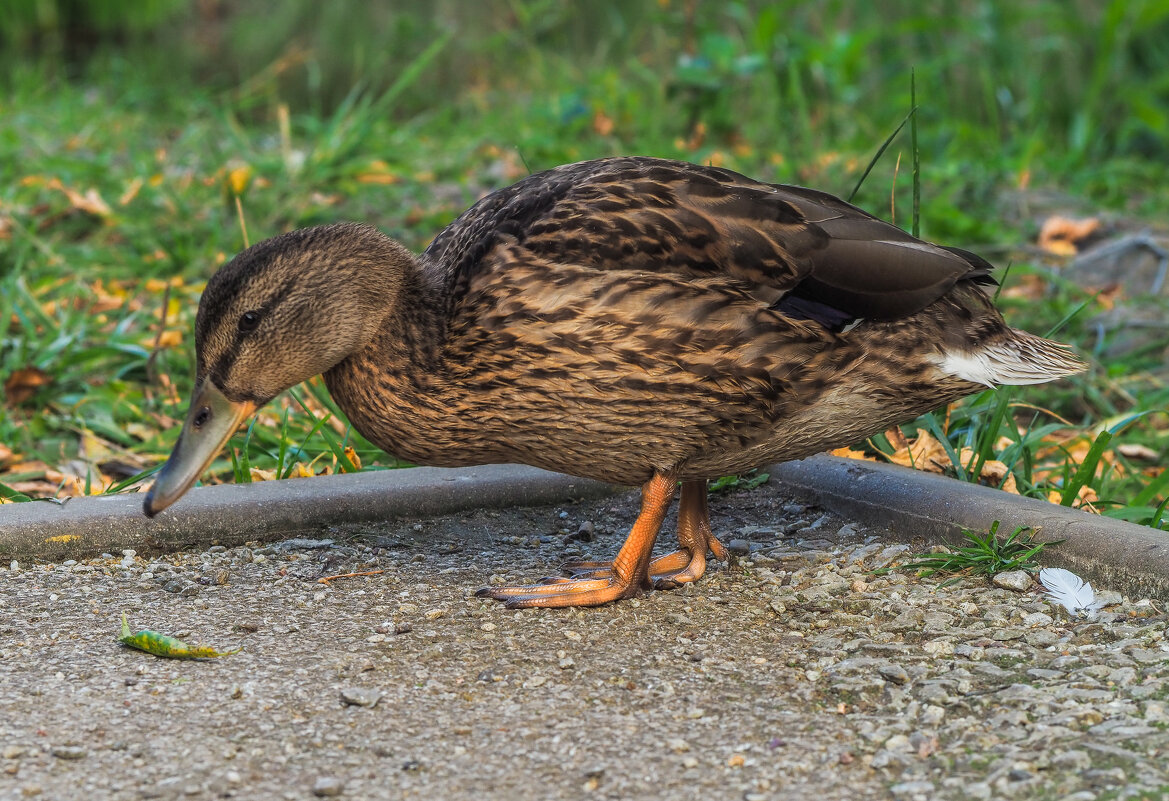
[142,156,1085,607]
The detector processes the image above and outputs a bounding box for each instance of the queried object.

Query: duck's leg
[554,480,728,588]
[650,479,728,589]
[476,472,676,608]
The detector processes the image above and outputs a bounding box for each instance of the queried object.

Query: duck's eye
[238,311,261,333]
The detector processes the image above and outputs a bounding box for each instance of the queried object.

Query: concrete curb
[0,465,618,562]
[768,454,1169,601]
[2,456,1165,601]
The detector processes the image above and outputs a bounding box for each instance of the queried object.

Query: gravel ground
[1,480,1168,801]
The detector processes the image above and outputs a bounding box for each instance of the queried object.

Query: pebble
[50,746,86,760]
[339,688,381,708]
[992,570,1033,591]
[878,663,910,685]
[3,746,25,759]
[312,777,345,797]
[567,521,595,542]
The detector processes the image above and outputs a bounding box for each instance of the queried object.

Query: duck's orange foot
[477,472,678,610]
[552,478,729,590]
[555,537,729,590]
[475,576,641,608]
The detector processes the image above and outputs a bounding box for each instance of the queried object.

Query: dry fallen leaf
[1048,484,1100,512]
[1117,443,1158,461]
[45,177,113,218]
[829,446,876,461]
[341,447,362,473]
[356,159,400,185]
[885,429,950,472]
[1000,273,1048,301]
[1038,215,1100,256]
[4,366,52,406]
[592,110,615,136]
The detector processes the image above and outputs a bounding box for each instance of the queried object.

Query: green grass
[0,2,1166,529]
[901,522,1059,583]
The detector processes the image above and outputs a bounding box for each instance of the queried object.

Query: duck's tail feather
[933,330,1087,388]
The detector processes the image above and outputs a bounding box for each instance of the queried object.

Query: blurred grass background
[1,0,1167,526]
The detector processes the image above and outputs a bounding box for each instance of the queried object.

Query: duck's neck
[321,253,459,461]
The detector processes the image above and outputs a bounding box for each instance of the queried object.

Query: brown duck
[143,157,1084,607]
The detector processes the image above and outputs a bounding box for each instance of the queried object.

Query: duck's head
[143,223,413,517]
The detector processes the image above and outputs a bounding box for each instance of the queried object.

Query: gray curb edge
[0,465,619,562]
[771,455,1169,600]
[1,456,1166,600]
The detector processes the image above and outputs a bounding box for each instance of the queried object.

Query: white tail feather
[933,331,1086,388]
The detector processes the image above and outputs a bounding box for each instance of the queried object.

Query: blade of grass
[920,412,969,482]
[1059,429,1112,506]
[0,482,33,503]
[848,105,918,202]
[910,67,920,238]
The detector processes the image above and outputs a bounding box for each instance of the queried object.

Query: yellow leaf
[342,447,362,472]
[1038,216,1100,256]
[829,446,875,461]
[119,177,143,206]
[249,467,276,482]
[45,534,80,544]
[226,164,253,195]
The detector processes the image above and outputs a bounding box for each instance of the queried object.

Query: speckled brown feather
[317,158,1078,487]
[166,156,1085,605]
[189,157,1082,487]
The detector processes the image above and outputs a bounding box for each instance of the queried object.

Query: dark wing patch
[421,156,998,327]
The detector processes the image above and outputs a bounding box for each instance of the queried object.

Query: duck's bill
[143,381,256,517]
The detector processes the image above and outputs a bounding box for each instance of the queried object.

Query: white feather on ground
[1039,567,1106,618]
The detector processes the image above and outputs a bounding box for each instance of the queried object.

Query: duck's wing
[422,157,994,328]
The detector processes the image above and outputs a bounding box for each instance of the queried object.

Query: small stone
[1024,629,1060,647]
[50,746,86,760]
[1021,612,1053,627]
[339,688,381,708]
[878,664,910,685]
[1130,647,1169,664]
[920,705,945,726]
[921,639,955,658]
[424,608,445,620]
[567,522,595,542]
[990,629,1025,641]
[394,622,412,635]
[890,781,935,798]
[3,746,25,759]
[992,571,1033,591]
[668,738,690,753]
[727,539,752,555]
[312,777,345,797]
